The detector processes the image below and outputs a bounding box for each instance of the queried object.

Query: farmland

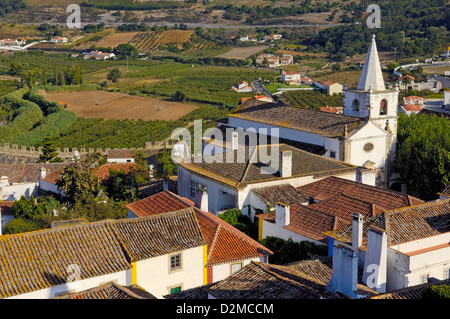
[39,90,199,121]
[216,46,268,60]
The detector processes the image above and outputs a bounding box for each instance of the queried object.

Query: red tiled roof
[96,163,135,181]
[297,176,424,210]
[402,104,422,112]
[0,201,14,215]
[125,191,272,266]
[323,81,335,86]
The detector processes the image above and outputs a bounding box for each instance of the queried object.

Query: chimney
[163,178,169,191]
[275,202,290,226]
[352,212,363,251]
[280,150,292,178]
[326,245,358,298]
[362,227,387,293]
[39,167,46,181]
[231,131,238,151]
[194,188,209,212]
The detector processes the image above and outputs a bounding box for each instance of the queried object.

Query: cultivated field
[39,90,199,121]
[95,32,140,48]
[216,46,268,59]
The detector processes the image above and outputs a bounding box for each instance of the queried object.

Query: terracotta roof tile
[181,144,356,189]
[229,99,365,138]
[125,191,272,266]
[325,199,450,247]
[0,163,66,183]
[369,278,450,299]
[251,184,310,207]
[53,282,157,299]
[0,208,204,298]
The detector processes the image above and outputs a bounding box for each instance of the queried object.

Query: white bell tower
[343,34,399,187]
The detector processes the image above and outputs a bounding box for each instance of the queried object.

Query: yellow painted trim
[203,245,208,285]
[132,261,137,285]
[258,218,263,242]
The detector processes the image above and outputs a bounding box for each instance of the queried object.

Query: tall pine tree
[38,133,63,163]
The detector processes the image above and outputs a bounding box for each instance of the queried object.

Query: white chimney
[194,188,209,212]
[326,245,358,298]
[231,131,239,151]
[275,202,290,226]
[352,212,364,251]
[280,150,292,178]
[362,226,387,293]
[39,167,46,182]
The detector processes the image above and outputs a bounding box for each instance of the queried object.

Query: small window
[170,286,181,294]
[170,253,182,272]
[231,262,242,274]
[444,268,450,280]
[329,151,336,159]
[352,99,360,111]
[363,143,374,152]
[420,273,430,284]
[380,99,388,115]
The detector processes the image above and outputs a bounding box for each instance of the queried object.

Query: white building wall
[1,182,38,201]
[261,219,324,246]
[136,246,205,299]
[6,271,130,299]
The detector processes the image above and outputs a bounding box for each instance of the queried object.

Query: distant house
[281,71,301,84]
[322,81,343,96]
[319,106,343,114]
[239,36,249,41]
[0,38,25,46]
[279,55,293,65]
[272,34,282,40]
[404,95,423,105]
[83,51,116,60]
[50,37,69,43]
[253,94,275,103]
[399,103,422,116]
[231,81,253,93]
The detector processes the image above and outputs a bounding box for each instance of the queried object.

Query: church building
[212,34,399,188]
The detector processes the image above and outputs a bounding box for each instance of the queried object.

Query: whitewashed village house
[0,208,208,299]
[125,190,272,284]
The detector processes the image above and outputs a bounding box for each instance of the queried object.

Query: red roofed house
[319,106,344,114]
[399,103,422,116]
[403,96,423,106]
[256,176,424,247]
[125,190,272,284]
[281,71,301,84]
[323,81,343,96]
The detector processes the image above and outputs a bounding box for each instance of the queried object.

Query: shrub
[422,284,450,299]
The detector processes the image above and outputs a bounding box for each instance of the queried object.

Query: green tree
[113,43,138,59]
[7,62,23,76]
[3,218,40,235]
[11,196,37,220]
[107,68,122,84]
[172,90,187,102]
[56,153,102,203]
[154,149,178,179]
[38,133,63,163]
[395,112,450,200]
[422,284,450,299]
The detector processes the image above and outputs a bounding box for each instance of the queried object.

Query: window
[190,180,207,199]
[170,286,182,294]
[329,151,336,159]
[170,253,182,272]
[380,99,388,115]
[352,99,360,111]
[363,142,374,152]
[420,273,430,284]
[231,262,242,274]
[444,268,450,280]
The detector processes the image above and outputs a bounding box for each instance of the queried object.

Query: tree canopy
[395,112,450,200]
